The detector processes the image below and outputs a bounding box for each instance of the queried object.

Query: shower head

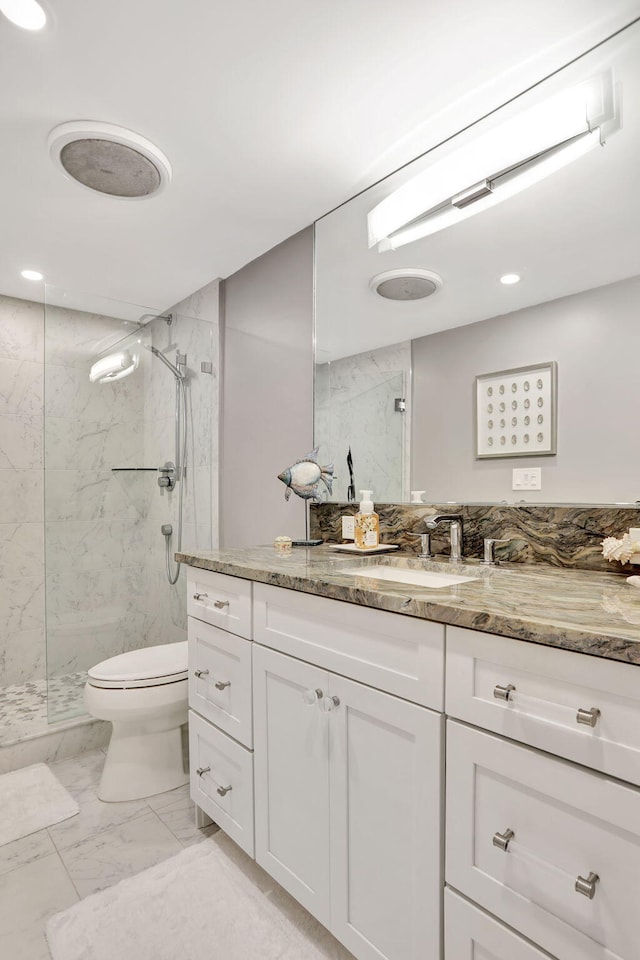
[148,345,186,381]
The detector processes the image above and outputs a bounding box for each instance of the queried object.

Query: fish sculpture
[277,447,334,502]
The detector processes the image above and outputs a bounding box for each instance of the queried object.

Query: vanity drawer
[187,568,252,639]
[188,617,253,748]
[446,720,640,960]
[189,710,254,857]
[253,583,444,709]
[445,889,553,960]
[446,625,640,786]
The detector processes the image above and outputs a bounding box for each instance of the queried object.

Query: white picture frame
[476,361,557,459]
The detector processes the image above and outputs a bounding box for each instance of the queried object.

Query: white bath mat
[0,763,79,846]
[47,832,352,960]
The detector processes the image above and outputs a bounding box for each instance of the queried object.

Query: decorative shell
[601,534,640,564]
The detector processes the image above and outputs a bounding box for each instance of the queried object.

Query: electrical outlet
[512,468,542,491]
[341,515,355,540]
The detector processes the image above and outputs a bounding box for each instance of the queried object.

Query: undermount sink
[337,564,477,589]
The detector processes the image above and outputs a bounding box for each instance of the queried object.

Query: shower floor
[0,673,88,744]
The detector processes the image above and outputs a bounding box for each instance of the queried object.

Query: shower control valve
[157,461,176,490]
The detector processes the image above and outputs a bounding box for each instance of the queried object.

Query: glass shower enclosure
[43,288,217,724]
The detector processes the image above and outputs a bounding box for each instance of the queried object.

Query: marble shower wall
[314,340,410,503]
[0,296,45,688]
[310,501,640,573]
[44,304,148,687]
[141,280,220,649]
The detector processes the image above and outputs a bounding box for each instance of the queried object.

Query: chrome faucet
[425,514,464,562]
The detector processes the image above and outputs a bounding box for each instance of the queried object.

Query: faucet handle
[481,538,511,565]
[406,531,434,558]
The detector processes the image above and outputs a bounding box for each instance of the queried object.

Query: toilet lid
[87,641,188,689]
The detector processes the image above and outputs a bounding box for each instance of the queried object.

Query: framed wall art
[476,361,557,459]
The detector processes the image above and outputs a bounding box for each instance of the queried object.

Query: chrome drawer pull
[194,669,209,679]
[493,683,516,702]
[493,828,515,852]
[214,680,231,691]
[575,872,599,899]
[302,687,323,705]
[216,784,232,797]
[196,766,210,777]
[213,600,230,610]
[193,592,208,601]
[576,706,601,727]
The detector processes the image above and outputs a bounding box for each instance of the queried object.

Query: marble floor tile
[146,783,220,846]
[0,829,55,878]
[58,810,183,896]
[48,794,151,851]
[0,851,78,960]
[49,748,106,803]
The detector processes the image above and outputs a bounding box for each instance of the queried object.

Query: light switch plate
[512,467,542,490]
[341,516,355,540]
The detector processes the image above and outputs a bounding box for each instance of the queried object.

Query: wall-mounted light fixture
[0,0,46,30]
[89,351,138,384]
[368,72,618,251]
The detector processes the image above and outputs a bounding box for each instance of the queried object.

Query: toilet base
[99,723,189,802]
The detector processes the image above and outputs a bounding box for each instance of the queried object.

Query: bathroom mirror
[314,18,640,505]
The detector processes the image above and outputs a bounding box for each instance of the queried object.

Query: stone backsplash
[310,502,640,573]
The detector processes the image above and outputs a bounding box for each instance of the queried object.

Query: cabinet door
[329,673,443,960]
[252,644,331,926]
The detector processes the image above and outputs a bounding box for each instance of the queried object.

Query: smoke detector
[369,268,442,301]
[48,121,172,199]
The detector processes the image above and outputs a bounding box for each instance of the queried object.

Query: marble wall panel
[0,576,45,635]
[45,418,144,471]
[310,501,640,573]
[0,627,45,687]
[45,470,147,522]
[0,470,43,524]
[0,415,42,469]
[45,520,147,573]
[0,359,44,416]
[0,296,43,362]
[0,523,44,579]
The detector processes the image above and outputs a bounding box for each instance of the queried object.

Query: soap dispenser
[354,490,380,550]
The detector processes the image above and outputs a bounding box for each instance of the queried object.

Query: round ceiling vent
[48,121,172,199]
[370,268,443,301]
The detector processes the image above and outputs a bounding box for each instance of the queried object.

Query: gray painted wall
[221,227,314,546]
[411,273,640,504]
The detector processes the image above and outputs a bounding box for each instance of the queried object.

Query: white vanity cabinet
[445,625,640,960]
[187,568,255,856]
[253,642,443,960]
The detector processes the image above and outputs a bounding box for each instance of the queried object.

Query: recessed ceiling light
[370,268,443,301]
[21,269,43,281]
[500,273,521,285]
[0,0,47,31]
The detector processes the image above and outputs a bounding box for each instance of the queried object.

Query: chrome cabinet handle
[493,683,516,702]
[213,600,230,610]
[194,669,209,679]
[196,766,210,777]
[302,687,323,705]
[575,872,599,899]
[493,828,515,852]
[193,592,208,601]
[576,707,601,727]
[214,680,231,691]
[216,784,232,797]
[321,695,340,712]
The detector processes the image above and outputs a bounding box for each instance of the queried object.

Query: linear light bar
[368,73,617,251]
[89,351,138,384]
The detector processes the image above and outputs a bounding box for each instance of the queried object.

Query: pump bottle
[354,490,380,549]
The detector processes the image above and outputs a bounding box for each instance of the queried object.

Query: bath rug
[47,831,353,960]
[0,762,79,846]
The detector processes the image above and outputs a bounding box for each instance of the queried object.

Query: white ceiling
[1,0,640,312]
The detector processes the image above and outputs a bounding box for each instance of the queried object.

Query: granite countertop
[176,545,640,666]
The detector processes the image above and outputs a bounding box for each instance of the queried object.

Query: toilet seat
[87,641,188,690]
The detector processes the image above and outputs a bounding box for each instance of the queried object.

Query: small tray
[330,544,399,555]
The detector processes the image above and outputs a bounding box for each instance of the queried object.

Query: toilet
[84,641,189,802]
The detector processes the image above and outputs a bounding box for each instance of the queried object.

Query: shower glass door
[43,288,217,724]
